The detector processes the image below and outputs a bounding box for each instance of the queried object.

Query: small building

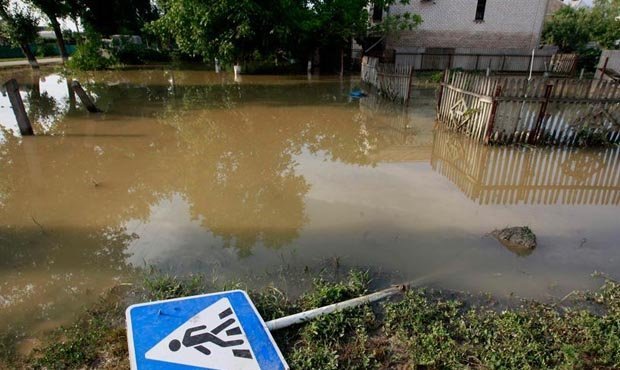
[382,0,560,71]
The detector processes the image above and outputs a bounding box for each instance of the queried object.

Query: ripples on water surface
[0,68,619,342]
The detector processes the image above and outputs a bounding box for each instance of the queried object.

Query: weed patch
[4,273,620,369]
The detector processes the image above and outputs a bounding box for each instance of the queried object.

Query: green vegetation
[26,0,72,61]
[67,32,116,70]
[147,0,420,71]
[543,0,620,70]
[0,1,40,67]
[3,269,620,369]
[574,126,615,147]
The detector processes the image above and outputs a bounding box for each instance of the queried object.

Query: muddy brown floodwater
[0,67,619,347]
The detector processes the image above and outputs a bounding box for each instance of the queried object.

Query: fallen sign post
[71,80,102,113]
[265,285,406,331]
[126,286,405,369]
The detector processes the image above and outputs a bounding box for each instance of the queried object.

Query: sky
[10,0,80,31]
[563,0,594,7]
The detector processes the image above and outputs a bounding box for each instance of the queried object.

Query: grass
[2,270,620,369]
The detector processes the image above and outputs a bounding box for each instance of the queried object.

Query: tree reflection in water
[0,71,418,335]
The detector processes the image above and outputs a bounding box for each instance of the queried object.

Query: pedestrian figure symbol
[126,290,288,369]
[142,298,261,369]
[166,306,254,360]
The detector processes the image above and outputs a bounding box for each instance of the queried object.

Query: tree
[589,0,620,49]
[0,1,40,68]
[80,0,157,36]
[27,0,71,62]
[147,0,420,72]
[148,0,302,65]
[543,6,591,52]
[544,1,620,51]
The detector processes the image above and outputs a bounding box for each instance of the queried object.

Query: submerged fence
[361,57,414,103]
[431,130,620,206]
[437,70,620,146]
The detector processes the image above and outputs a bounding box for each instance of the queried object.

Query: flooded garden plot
[1,67,619,353]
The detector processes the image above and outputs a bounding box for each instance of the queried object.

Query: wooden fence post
[484,85,503,144]
[531,84,554,144]
[436,69,448,118]
[71,80,101,113]
[405,66,415,106]
[4,79,33,136]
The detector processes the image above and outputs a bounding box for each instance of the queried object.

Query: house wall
[595,50,620,80]
[387,0,550,52]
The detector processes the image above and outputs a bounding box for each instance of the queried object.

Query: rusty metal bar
[531,84,554,144]
[484,85,503,144]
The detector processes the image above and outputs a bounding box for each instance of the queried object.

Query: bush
[35,42,58,58]
[68,35,116,71]
[114,42,169,65]
[577,47,602,73]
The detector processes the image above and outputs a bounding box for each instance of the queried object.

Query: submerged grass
[3,271,620,369]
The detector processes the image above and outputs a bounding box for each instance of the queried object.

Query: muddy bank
[2,270,619,370]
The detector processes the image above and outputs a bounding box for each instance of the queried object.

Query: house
[381,0,559,71]
[387,0,551,51]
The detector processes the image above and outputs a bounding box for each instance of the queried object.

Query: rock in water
[491,226,537,256]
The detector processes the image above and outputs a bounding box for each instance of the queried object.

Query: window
[475,0,487,21]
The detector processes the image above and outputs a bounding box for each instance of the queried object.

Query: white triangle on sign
[145,297,261,370]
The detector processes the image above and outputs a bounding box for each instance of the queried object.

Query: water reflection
[431,130,620,206]
[1,69,619,346]
[0,71,428,337]
[0,71,73,138]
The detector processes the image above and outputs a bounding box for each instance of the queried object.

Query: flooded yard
[1,68,619,345]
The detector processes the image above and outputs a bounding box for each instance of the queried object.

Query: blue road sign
[126,290,289,370]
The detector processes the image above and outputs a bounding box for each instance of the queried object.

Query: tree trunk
[19,44,39,69]
[340,48,344,77]
[67,79,76,111]
[49,18,69,63]
[31,72,41,98]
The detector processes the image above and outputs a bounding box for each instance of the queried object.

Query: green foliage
[589,0,620,49]
[384,283,620,369]
[114,42,170,64]
[384,290,464,367]
[4,272,620,369]
[35,41,59,57]
[143,273,206,300]
[0,3,39,47]
[147,0,421,67]
[574,126,613,147]
[369,9,422,39]
[80,0,157,36]
[67,33,116,70]
[543,6,591,52]
[30,289,129,369]
[287,270,380,370]
[544,0,620,53]
[147,0,301,64]
[577,46,602,72]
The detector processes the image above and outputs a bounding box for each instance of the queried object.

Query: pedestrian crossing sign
[126,290,289,370]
